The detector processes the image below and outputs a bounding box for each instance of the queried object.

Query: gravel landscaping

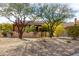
[0,38,79,56]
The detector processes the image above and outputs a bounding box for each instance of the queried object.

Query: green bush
[41,23,48,32]
[1,23,13,33]
[53,23,65,37]
[0,23,13,37]
[25,26,34,32]
[67,25,79,40]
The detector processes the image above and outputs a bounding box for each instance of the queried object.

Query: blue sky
[0,3,79,23]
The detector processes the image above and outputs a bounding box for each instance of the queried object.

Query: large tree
[0,3,32,39]
[32,3,75,37]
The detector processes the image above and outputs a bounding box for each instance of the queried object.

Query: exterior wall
[0,32,49,38]
[13,24,42,32]
[11,32,49,38]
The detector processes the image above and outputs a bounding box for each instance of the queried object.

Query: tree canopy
[0,3,76,38]
[32,3,75,37]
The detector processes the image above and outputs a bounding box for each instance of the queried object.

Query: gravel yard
[0,37,79,56]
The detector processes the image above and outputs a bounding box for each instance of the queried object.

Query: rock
[64,48,75,55]
[62,52,70,56]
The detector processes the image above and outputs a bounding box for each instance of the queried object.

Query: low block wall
[0,32,49,38]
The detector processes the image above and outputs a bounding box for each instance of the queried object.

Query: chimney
[74,18,77,25]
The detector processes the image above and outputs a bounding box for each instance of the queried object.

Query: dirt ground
[0,37,79,56]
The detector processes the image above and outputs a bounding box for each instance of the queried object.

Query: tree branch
[6,17,15,23]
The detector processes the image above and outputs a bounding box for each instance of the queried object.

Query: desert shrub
[41,23,48,32]
[0,24,2,32]
[40,23,48,37]
[67,25,79,40]
[0,23,13,37]
[53,23,65,37]
[1,23,13,32]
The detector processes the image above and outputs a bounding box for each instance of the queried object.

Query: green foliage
[41,23,48,32]
[32,4,75,37]
[0,3,32,39]
[67,25,79,38]
[0,23,12,37]
[0,3,32,19]
[25,26,34,32]
[0,23,12,33]
[0,24,2,32]
[53,23,65,37]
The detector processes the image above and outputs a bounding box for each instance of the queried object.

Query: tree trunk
[18,31,23,39]
[49,26,54,37]
[49,30,54,37]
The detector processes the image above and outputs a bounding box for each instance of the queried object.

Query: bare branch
[6,17,15,23]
